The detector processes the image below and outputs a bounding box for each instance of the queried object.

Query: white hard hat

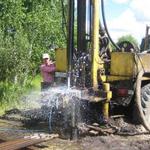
[43,53,49,59]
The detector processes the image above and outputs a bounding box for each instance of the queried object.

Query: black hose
[101,0,120,50]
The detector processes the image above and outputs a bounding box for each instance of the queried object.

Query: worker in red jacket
[40,53,56,90]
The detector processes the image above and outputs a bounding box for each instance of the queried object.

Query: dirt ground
[0,119,150,150]
[35,134,150,150]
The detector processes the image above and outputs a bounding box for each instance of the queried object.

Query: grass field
[27,75,42,91]
[0,75,42,115]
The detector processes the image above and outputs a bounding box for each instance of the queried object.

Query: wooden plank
[0,138,45,150]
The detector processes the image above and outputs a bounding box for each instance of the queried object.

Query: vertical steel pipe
[91,0,100,89]
[67,0,74,88]
[103,83,112,119]
[77,0,87,53]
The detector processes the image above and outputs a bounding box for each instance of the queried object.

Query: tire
[136,70,150,131]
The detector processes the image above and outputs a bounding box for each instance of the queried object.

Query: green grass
[26,74,42,91]
[0,74,42,115]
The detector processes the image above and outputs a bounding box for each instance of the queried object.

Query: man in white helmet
[40,53,56,90]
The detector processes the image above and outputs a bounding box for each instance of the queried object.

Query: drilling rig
[55,0,150,133]
[140,25,150,51]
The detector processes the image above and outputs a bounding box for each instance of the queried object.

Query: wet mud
[0,116,150,150]
[0,87,150,150]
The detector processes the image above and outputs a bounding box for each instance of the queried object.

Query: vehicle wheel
[118,41,138,52]
[136,70,150,131]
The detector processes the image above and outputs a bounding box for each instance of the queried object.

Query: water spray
[67,71,71,89]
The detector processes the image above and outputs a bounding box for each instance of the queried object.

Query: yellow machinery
[55,0,150,132]
[55,48,67,72]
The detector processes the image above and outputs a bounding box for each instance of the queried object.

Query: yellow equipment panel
[137,53,150,72]
[110,52,150,78]
[55,48,68,72]
[110,52,135,77]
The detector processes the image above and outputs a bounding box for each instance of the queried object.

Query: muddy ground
[0,118,150,150]
[1,87,149,149]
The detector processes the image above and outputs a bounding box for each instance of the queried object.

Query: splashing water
[67,73,71,89]
[20,86,85,138]
[72,52,91,88]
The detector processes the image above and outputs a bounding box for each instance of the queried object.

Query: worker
[40,53,56,91]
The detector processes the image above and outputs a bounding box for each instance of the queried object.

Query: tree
[0,0,66,83]
[0,0,67,104]
[117,34,138,48]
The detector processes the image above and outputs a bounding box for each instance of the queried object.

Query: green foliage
[117,34,138,47]
[0,81,23,110]
[25,74,41,90]
[0,74,41,114]
[0,0,66,105]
